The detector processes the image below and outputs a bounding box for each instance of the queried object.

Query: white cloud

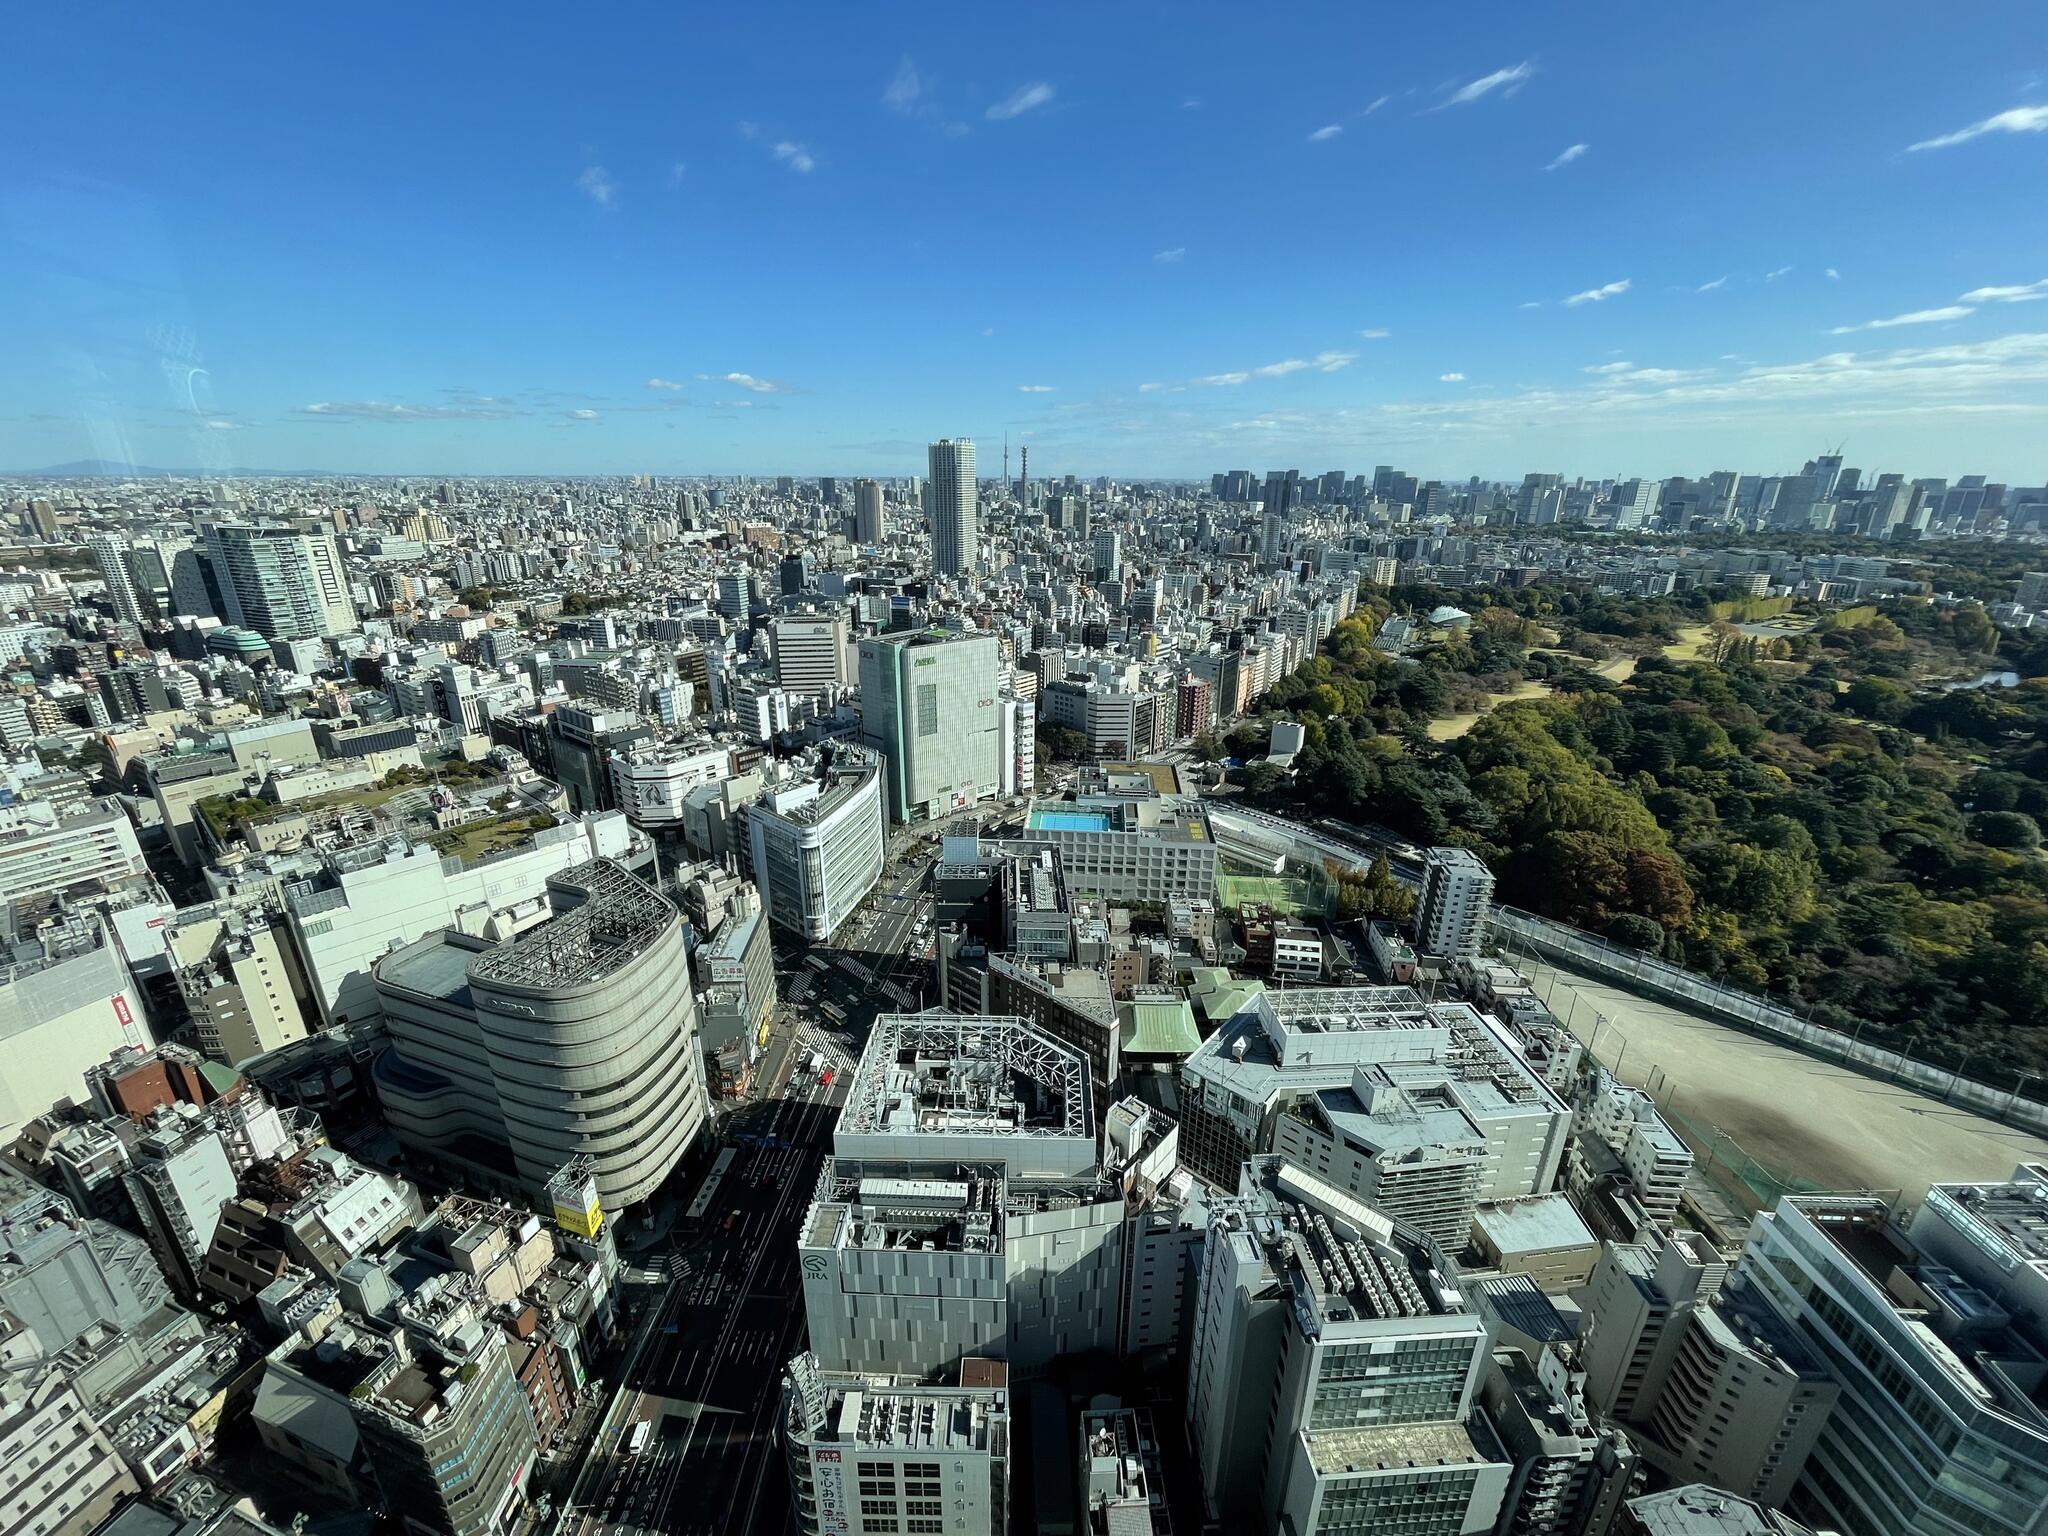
[1199,371,1251,386]
[1181,97,1202,110]
[772,141,816,173]
[1018,384,1056,393]
[667,161,688,188]
[883,57,921,113]
[1765,265,1793,281]
[300,400,517,422]
[1435,61,1534,109]
[1153,246,1186,264]
[1961,278,2048,304]
[1825,267,1840,280]
[1543,142,1588,171]
[203,419,241,430]
[698,371,790,394]
[1908,103,2048,151]
[716,400,755,409]
[1362,94,1392,115]
[736,120,759,140]
[1440,372,1467,382]
[1137,382,1167,394]
[1519,301,1544,310]
[567,408,600,420]
[1358,328,1390,339]
[1143,350,1355,392]
[645,378,685,391]
[987,82,1055,121]
[577,166,618,207]
[1564,278,1631,307]
[1584,361,1634,375]
[1697,276,1729,292]
[1828,305,1975,335]
[1308,124,1342,142]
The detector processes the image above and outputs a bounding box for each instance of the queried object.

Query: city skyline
[4,4,2047,480]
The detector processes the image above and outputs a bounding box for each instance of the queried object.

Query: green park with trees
[1237,580,2048,1086]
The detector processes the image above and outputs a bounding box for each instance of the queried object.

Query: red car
[818,1069,835,1086]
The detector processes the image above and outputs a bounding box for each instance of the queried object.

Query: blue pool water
[1029,810,1112,833]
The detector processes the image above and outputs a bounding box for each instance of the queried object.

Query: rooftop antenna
[1003,433,1009,490]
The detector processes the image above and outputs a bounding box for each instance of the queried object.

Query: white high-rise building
[928,438,979,577]
[772,612,849,700]
[748,743,887,942]
[1188,1157,1512,1536]
[1418,846,1494,960]
[202,523,356,639]
[89,534,145,623]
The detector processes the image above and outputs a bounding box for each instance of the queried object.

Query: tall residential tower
[928,438,979,577]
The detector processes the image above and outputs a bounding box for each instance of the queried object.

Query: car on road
[724,1209,741,1232]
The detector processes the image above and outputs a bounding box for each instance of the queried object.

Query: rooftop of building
[753,741,881,825]
[468,857,670,990]
[839,1013,1091,1145]
[1473,1194,1598,1256]
[1301,1420,1488,1476]
[806,1162,1006,1257]
[1624,1486,1812,1536]
[1923,1164,2048,1275]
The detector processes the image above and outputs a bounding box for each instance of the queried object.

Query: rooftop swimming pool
[1028,809,1113,833]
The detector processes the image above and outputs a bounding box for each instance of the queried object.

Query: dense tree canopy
[1244,585,2048,1086]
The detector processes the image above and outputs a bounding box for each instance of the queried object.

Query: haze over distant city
[3,4,2047,478]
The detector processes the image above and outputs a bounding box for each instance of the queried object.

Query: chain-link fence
[1491,906,2048,1139]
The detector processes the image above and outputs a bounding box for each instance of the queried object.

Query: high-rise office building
[772,613,850,700]
[372,859,708,1214]
[89,534,145,623]
[1418,846,1495,960]
[929,438,979,577]
[202,523,356,639]
[1092,526,1122,582]
[1188,1156,1512,1536]
[748,743,887,942]
[854,478,885,544]
[858,628,1003,823]
[1736,1172,2048,1536]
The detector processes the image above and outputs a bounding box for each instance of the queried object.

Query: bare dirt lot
[1523,960,2048,1203]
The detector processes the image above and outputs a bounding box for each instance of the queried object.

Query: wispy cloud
[1440,372,1467,383]
[1361,94,1392,116]
[300,400,519,422]
[1153,247,1186,264]
[698,371,791,394]
[1434,61,1534,109]
[1961,278,2048,303]
[1519,301,1544,310]
[1696,276,1729,292]
[1584,361,1634,375]
[1564,278,1631,307]
[1017,384,1056,394]
[1765,265,1793,282]
[1358,328,1390,339]
[566,408,599,420]
[577,166,618,207]
[1543,142,1587,171]
[1827,305,1974,335]
[772,141,816,173]
[203,419,242,431]
[1582,361,1702,384]
[1181,96,1202,110]
[737,120,759,140]
[667,161,688,189]
[1308,124,1342,142]
[1825,267,1840,280]
[987,81,1055,121]
[645,378,685,391]
[1147,350,1358,392]
[1907,103,2048,151]
[883,57,921,113]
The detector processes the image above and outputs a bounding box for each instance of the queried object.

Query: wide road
[576,1071,847,1536]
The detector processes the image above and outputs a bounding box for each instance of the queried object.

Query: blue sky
[3,3,2046,482]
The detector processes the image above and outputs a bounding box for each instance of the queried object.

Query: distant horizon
[5,453,2042,490]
